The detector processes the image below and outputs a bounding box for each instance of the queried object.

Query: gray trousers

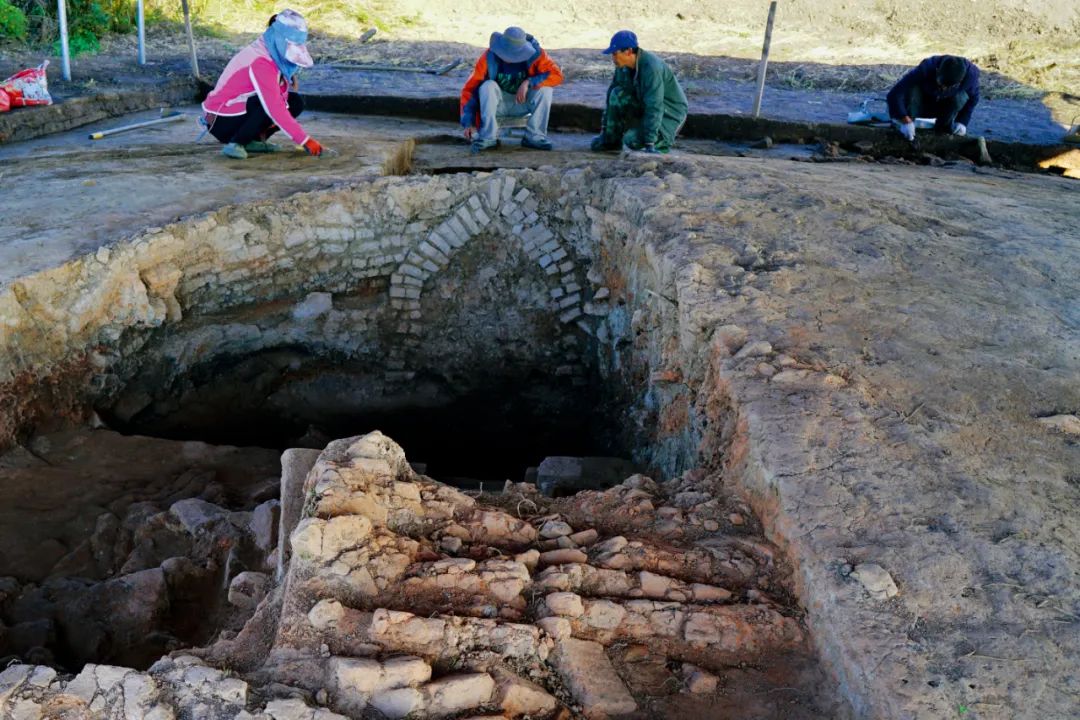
[476,79,553,143]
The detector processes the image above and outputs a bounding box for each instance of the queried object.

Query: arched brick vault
[383,174,596,381]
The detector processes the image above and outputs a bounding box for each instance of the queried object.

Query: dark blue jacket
[887,56,981,126]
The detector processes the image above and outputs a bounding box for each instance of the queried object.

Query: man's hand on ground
[516,81,529,105]
[463,126,475,141]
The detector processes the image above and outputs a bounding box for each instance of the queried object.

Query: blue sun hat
[602,30,638,54]
[264,9,313,81]
[489,26,535,63]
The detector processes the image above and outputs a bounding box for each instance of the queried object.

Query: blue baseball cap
[602,30,638,55]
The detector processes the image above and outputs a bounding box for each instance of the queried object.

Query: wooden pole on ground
[752,1,778,119]
[181,0,200,78]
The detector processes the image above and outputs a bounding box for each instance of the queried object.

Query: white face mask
[285,40,313,68]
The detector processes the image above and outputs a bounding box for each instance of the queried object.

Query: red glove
[303,138,323,156]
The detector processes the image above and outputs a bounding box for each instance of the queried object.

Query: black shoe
[590,134,618,152]
[521,136,553,151]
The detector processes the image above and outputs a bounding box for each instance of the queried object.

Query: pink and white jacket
[202,37,308,145]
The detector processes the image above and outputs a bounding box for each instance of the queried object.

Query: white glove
[898,121,916,141]
[952,122,967,137]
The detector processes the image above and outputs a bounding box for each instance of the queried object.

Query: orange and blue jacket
[459,38,563,128]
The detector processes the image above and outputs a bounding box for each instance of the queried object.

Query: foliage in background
[0,0,29,40]
[1,0,416,53]
[146,0,407,36]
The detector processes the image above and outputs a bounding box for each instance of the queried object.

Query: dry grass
[382,138,415,176]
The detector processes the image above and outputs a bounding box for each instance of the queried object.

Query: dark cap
[602,30,638,55]
[936,56,967,87]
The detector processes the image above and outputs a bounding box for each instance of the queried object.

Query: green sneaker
[222,142,248,160]
[244,140,282,153]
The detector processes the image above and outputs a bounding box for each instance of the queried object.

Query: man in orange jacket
[459,26,563,154]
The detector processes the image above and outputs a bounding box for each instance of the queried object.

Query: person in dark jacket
[887,55,980,141]
[590,30,688,154]
[459,26,564,154]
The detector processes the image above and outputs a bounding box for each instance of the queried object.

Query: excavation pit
[2,133,1076,719]
[0,164,847,716]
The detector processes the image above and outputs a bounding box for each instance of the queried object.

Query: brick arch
[384,174,591,380]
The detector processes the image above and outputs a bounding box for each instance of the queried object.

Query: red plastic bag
[0,61,53,110]
[0,88,9,114]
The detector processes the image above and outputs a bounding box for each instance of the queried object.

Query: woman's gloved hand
[303,137,323,156]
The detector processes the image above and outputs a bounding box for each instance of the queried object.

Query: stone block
[539,520,573,539]
[321,515,373,558]
[545,592,585,617]
[370,687,423,719]
[228,571,270,609]
[583,599,626,629]
[308,599,345,631]
[550,638,637,718]
[681,664,718,694]
[492,668,557,719]
[423,673,495,718]
[539,549,588,566]
[278,449,322,580]
[250,500,280,554]
[536,457,638,496]
[169,498,229,534]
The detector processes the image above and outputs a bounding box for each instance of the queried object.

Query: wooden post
[752,1,778,119]
[181,0,200,78]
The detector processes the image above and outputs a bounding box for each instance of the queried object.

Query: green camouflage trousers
[598,70,682,152]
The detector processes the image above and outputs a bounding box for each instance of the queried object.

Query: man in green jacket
[591,30,689,154]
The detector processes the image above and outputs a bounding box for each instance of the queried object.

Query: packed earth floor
[0,100,1077,720]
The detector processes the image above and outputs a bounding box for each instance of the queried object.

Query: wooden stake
[752,1,778,119]
[181,0,200,79]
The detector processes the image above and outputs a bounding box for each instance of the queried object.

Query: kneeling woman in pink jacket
[202,9,323,158]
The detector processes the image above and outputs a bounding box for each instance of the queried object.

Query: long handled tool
[329,58,463,76]
[88,110,186,140]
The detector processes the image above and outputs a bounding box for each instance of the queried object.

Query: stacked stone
[1,430,805,719]
[0,654,345,720]
[265,431,805,719]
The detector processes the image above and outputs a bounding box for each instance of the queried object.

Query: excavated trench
[0,165,850,717]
